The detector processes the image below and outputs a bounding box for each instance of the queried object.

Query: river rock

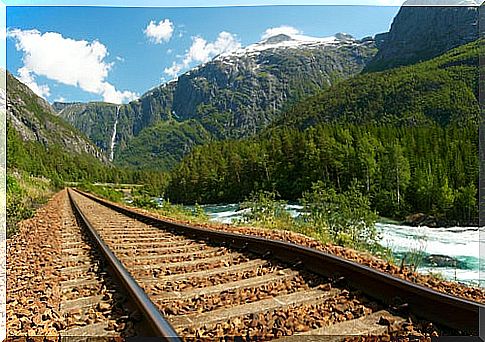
[425,254,462,268]
[405,213,438,227]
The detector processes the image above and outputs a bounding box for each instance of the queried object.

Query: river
[198,203,484,287]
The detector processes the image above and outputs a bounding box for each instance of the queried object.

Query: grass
[77,182,125,203]
[7,171,55,237]
[427,270,446,281]
[158,201,210,224]
[78,184,210,225]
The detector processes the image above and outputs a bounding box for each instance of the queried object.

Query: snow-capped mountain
[218,33,351,59]
[56,32,376,169]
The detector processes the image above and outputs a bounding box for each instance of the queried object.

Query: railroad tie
[275,310,406,341]
[60,321,117,339]
[168,288,341,329]
[117,246,221,262]
[129,252,243,271]
[138,258,268,283]
[152,268,299,301]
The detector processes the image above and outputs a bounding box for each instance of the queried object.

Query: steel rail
[74,188,484,335]
[67,189,181,340]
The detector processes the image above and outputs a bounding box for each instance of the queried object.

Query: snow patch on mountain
[216,32,359,62]
[164,32,369,82]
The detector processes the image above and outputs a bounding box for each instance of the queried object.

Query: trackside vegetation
[82,183,402,268]
[7,172,55,237]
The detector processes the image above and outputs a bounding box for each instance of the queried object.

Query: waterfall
[109,106,120,162]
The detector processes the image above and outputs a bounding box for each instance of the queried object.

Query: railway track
[59,190,145,338]
[63,188,483,339]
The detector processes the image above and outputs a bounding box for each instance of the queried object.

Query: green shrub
[132,194,159,209]
[193,203,208,220]
[238,190,293,230]
[301,180,379,249]
[77,182,124,203]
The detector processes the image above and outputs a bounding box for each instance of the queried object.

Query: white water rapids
[196,203,483,286]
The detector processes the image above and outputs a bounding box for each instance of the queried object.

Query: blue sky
[6,5,400,104]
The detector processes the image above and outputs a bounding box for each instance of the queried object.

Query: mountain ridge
[56,32,376,169]
[275,38,480,129]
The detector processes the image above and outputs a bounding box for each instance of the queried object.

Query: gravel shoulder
[7,189,139,338]
[7,190,65,337]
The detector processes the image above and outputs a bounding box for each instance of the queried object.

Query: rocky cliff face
[170,33,375,137]
[56,82,175,157]
[56,33,376,168]
[7,72,107,162]
[366,0,479,72]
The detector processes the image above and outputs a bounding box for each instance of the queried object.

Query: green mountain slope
[276,39,480,129]
[7,72,124,183]
[365,2,478,72]
[55,82,175,159]
[7,73,170,193]
[115,120,212,170]
[7,72,107,161]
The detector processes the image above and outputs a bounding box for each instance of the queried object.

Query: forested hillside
[7,73,167,188]
[7,72,107,161]
[114,119,213,170]
[167,41,480,225]
[277,39,480,129]
[168,124,477,225]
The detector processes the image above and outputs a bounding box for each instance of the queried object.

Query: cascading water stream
[109,106,120,162]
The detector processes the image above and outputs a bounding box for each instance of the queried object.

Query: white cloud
[261,25,302,40]
[101,82,138,105]
[18,66,50,99]
[144,19,174,44]
[8,29,137,104]
[164,31,241,78]
[164,63,182,78]
[54,96,66,102]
